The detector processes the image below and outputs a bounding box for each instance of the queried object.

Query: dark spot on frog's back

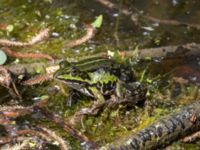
[108,66,135,83]
[119,66,136,82]
[59,60,71,69]
[70,66,90,79]
[101,81,115,94]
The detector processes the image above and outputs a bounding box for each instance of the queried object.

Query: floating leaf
[92,15,103,28]
[0,50,7,65]
[6,24,14,32]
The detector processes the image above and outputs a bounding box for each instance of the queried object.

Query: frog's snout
[54,70,65,79]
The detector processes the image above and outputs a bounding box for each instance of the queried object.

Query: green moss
[1,0,200,149]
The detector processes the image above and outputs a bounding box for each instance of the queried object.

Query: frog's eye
[80,72,90,80]
[59,60,71,69]
[70,67,81,76]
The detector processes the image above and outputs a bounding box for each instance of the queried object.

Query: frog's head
[54,60,72,78]
[116,81,146,104]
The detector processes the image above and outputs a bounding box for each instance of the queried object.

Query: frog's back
[72,57,116,71]
[74,57,137,83]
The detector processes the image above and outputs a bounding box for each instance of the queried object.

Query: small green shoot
[40,95,49,100]
[6,24,14,32]
[131,45,139,59]
[92,15,103,28]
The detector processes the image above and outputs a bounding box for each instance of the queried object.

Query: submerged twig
[0,128,71,150]
[22,73,54,86]
[0,99,47,119]
[96,43,200,59]
[41,127,71,150]
[0,105,32,118]
[182,130,200,143]
[0,28,54,61]
[0,28,50,47]
[34,105,98,149]
[0,106,32,118]
[142,15,200,29]
[65,24,96,48]
[0,100,48,147]
[2,47,54,61]
[137,43,200,59]
[0,99,71,150]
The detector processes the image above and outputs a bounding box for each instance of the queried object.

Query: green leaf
[40,95,49,100]
[91,15,103,28]
[0,50,7,65]
[6,24,14,32]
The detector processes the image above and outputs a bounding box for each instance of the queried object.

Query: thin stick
[65,24,96,48]
[182,130,200,143]
[22,73,54,86]
[34,105,98,149]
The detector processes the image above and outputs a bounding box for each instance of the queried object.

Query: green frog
[54,57,146,114]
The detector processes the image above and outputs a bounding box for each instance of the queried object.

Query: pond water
[1,0,200,149]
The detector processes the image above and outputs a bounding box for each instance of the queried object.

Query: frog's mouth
[56,77,95,98]
[54,70,66,79]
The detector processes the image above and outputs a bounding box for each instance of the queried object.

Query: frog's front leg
[90,87,105,103]
[115,80,125,99]
[80,87,106,115]
[80,81,126,115]
[67,89,86,106]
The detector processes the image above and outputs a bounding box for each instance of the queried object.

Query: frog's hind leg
[80,101,107,116]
